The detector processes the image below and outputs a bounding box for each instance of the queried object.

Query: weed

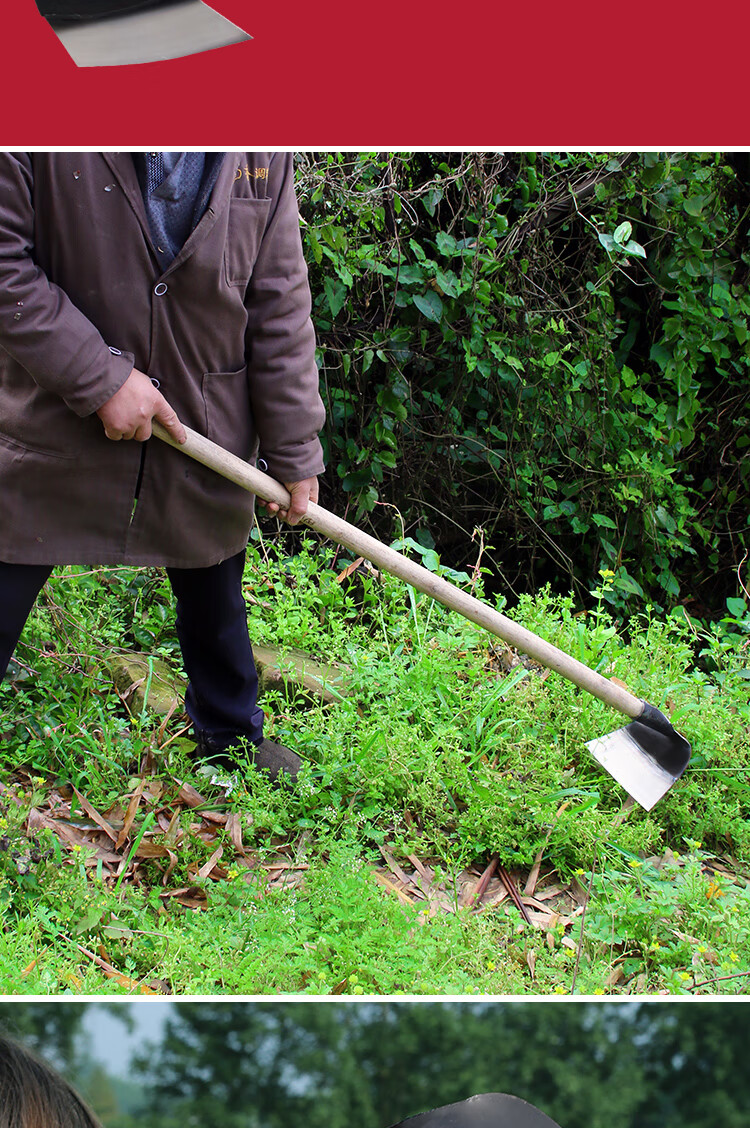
[0,538,748,994]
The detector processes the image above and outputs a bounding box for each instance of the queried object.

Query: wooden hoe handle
[153,422,646,722]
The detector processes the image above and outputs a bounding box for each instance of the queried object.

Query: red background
[3,0,750,145]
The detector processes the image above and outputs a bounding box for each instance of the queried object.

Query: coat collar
[101,152,241,278]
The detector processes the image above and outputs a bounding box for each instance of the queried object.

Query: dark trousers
[0,550,264,744]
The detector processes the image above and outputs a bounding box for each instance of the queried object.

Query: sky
[85,1001,173,1075]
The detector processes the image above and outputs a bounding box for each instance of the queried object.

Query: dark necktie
[146,152,165,195]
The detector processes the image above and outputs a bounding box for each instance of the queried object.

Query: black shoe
[194,731,302,784]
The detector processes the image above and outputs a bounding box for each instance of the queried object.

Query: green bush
[296,152,750,617]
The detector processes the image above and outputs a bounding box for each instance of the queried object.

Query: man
[0,152,325,781]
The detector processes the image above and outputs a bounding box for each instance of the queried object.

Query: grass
[1,530,748,995]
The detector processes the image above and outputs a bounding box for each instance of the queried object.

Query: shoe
[194,731,302,784]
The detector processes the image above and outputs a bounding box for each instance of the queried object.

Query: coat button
[109,346,122,355]
[154,282,168,296]
[150,378,161,389]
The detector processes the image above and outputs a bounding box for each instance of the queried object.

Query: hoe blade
[389,1093,562,1128]
[47,0,250,66]
[586,705,692,811]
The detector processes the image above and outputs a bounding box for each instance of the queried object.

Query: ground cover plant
[1,532,748,996]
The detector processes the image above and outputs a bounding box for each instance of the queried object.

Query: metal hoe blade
[587,705,692,811]
[49,0,250,65]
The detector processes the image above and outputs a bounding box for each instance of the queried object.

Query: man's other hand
[96,368,186,444]
[260,477,319,525]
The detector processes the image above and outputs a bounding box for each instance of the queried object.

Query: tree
[0,1001,92,1069]
[136,1001,647,1128]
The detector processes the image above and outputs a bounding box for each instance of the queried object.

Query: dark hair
[0,1035,102,1128]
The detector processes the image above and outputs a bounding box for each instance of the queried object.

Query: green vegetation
[1,537,748,995]
[298,152,750,617]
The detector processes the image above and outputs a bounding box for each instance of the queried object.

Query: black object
[388,1094,563,1128]
[36,0,182,21]
[630,700,692,778]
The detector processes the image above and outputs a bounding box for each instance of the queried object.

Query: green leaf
[436,231,458,256]
[435,268,459,298]
[613,221,632,245]
[683,196,708,217]
[622,239,647,259]
[323,277,348,319]
[413,291,444,322]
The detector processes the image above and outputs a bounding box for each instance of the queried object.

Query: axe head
[388,1094,563,1128]
[36,0,250,65]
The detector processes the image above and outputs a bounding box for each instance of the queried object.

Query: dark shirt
[134,152,223,269]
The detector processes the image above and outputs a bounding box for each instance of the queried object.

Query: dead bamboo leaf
[468,854,498,908]
[533,885,565,901]
[225,812,249,857]
[482,887,510,909]
[335,556,365,583]
[197,845,224,881]
[71,787,118,843]
[116,778,146,850]
[378,844,415,887]
[175,781,211,809]
[133,840,172,860]
[159,886,209,910]
[604,965,625,988]
[26,809,121,864]
[372,870,416,906]
[407,854,433,884]
[76,944,161,994]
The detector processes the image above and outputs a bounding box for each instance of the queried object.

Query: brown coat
[0,152,325,567]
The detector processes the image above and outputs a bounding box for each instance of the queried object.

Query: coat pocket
[0,430,77,461]
[224,197,272,288]
[202,367,257,462]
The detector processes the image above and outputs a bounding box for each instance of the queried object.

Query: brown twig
[497,864,533,925]
[691,970,750,992]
